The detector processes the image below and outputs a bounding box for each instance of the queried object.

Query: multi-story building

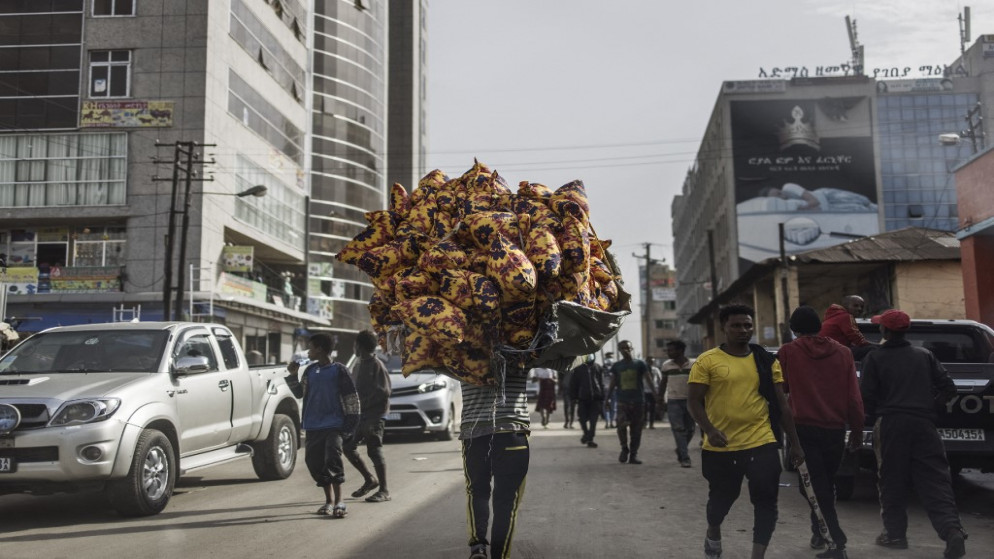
[306,0,426,355]
[673,35,994,352]
[0,1,424,362]
[639,261,678,362]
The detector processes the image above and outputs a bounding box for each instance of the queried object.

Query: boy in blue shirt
[287,333,360,518]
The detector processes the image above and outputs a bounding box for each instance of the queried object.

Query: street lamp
[164,185,268,321]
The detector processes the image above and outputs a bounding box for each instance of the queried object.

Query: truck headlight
[418,378,447,393]
[49,399,121,427]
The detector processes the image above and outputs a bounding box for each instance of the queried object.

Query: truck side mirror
[173,355,211,376]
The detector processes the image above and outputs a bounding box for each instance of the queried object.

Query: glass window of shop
[0,226,125,268]
[92,0,134,16]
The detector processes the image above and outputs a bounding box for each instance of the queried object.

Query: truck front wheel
[107,429,176,517]
[252,413,297,480]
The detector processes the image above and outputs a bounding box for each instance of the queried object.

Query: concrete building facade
[673,35,994,351]
[0,1,424,362]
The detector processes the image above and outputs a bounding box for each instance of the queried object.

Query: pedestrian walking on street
[570,354,604,448]
[559,367,576,429]
[602,352,616,428]
[530,367,557,428]
[460,366,531,559]
[688,304,804,559]
[643,357,663,429]
[285,333,360,519]
[343,330,392,503]
[776,306,864,558]
[860,309,968,559]
[606,341,655,465]
[660,339,696,468]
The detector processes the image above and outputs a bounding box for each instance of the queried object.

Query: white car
[347,354,462,440]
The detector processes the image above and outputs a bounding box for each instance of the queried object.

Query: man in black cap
[776,306,864,558]
[860,309,967,558]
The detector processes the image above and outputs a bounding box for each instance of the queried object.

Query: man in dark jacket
[569,355,604,448]
[860,309,967,558]
[777,306,864,558]
[343,330,392,503]
[819,295,871,350]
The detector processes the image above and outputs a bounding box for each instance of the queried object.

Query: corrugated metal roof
[791,227,959,264]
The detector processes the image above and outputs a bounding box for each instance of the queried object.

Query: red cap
[871,309,911,331]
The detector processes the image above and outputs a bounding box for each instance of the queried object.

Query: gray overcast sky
[424,0,991,354]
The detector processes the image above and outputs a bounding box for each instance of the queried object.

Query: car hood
[0,372,150,401]
[389,370,445,391]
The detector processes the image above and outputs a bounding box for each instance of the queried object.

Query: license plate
[0,436,13,449]
[385,412,401,421]
[938,428,986,441]
[0,457,15,473]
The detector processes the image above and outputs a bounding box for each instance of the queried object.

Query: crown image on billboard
[777,105,820,151]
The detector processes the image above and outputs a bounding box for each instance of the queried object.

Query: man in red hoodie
[819,295,871,350]
[777,306,864,559]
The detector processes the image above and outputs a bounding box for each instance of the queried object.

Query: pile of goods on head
[336,160,625,385]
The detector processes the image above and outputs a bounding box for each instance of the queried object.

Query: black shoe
[815,547,847,559]
[580,435,589,444]
[628,454,642,465]
[587,441,598,448]
[679,458,692,468]
[350,479,379,499]
[469,544,488,559]
[944,528,967,559]
[810,534,827,550]
[619,447,629,463]
[875,532,908,550]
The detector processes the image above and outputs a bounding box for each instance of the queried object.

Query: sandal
[316,503,333,515]
[365,491,391,503]
[332,503,347,518]
[351,479,379,499]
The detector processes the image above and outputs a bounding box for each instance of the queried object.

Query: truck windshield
[0,330,170,374]
[859,324,991,364]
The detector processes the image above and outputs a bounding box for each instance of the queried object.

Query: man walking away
[461,365,531,559]
[660,339,696,468]
[688,304,804,559]
[559,367,576,429]
[776,306,864,558]
[643,357,662,429]
[606,341,655,464]
[860,309,967,559]
[286,334,360,519]
[570,354,604,448]
[343,330,392,503]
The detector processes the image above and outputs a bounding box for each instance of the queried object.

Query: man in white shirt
[660,339,696,468]
[643,357,663,429]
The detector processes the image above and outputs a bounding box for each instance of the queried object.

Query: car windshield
[0,330,170,374]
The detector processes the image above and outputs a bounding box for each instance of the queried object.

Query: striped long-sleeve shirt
[459,369,530,440]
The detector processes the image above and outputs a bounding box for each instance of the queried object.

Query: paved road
[2,408,992,558]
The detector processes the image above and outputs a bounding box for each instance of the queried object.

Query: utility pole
[633,243,654,360]
[152,141,215,321]
[963,102,984,154]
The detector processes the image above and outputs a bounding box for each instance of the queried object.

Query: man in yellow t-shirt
[688,304,803,559]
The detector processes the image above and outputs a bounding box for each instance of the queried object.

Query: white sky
[424,0,992,354]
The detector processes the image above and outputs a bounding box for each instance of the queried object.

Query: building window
[93,0,135,16]
[89,50,131,98]
[0,133,127,207]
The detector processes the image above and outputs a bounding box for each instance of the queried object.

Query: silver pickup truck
[0,322,301,516]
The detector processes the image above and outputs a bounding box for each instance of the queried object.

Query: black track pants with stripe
[463,432,529,559]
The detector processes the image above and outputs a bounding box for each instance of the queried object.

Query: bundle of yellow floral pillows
[336,160,623,385]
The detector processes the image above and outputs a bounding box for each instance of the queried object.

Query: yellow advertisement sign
[222,246,254,272]
[80,100,174,128]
